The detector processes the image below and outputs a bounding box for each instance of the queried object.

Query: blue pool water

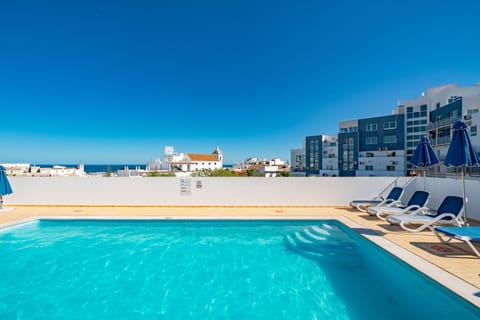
[0,220,478,319]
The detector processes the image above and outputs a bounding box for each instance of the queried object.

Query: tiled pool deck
[1,205,479,306]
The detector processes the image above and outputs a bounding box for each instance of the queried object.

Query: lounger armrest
[425,213,464,231]
[364,195,383,203]
[442,212,464,223]
[402,205,426,215]
[400,213,462,233]
[382,199,402,207]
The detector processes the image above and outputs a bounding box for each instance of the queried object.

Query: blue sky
[1,1,480,164]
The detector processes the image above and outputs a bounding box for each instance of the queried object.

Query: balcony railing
[430,135,452,146]
[426,116,461,130]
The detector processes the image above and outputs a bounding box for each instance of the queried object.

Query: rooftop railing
[426,116,461,130]
[430,135,451,146]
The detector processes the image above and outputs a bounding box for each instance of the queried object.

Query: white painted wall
[410,177,480,221]
[5,176,480,221]
[7,176,399,206]
[357,151,405,177]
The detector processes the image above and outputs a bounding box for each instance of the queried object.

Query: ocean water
[0,220,478,319]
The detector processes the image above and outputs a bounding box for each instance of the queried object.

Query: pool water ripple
[0,220,478,319]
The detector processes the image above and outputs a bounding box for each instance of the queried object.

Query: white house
[0,163,31,175]
[165,147,223,175]
[38,164,86,177]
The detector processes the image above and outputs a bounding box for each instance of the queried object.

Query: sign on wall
[180,178,192,195]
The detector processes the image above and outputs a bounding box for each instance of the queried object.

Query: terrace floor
[1,205,479,303]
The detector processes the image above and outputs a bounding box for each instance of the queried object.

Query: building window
[341,137,355,171]
[471,125,477,136]
[307,138,321,170]
[365,165,373,171]
[366,137,377,145]
[366,123,377,131]
[383,121,396,130]
[383,135,397,144]
[448,96,461,103]
[342,137,353,148]
[366,152,374,157]
[386,165,395,171]
[420,104,427,117]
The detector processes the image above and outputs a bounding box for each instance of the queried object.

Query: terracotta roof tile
[187,154,218,161]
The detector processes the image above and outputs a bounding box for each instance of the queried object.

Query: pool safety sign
[180,178,192,195]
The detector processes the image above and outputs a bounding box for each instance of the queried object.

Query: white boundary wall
[7,176,400,206]
[5,176,480,221]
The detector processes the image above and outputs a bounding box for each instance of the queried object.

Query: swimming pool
[0,219,478,319]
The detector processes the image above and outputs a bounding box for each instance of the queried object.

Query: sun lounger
[433,226,480,257]
[349,187,404,212]
[386,196,464,232]
[366,190,429,220]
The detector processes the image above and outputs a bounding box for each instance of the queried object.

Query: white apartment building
[290,148,305,172]
[351,109,406,177]
[399,84,480,174]
[297,83,480,177]
[320,135,339,176]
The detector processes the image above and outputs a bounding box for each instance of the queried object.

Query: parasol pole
[423,169,426,191]
[462,166,468,226]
